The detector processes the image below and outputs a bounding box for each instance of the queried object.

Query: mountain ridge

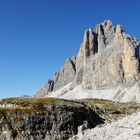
[35,20,140,102]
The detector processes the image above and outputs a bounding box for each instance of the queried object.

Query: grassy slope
[0,97,140,122]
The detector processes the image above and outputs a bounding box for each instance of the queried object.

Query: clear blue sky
[0,0,140,99]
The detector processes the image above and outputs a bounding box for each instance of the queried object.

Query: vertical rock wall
[35,20,140,97]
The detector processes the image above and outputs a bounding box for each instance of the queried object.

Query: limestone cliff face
[35,79,54,97]
[53,58,76,91]
[76,20,139,89]
[35,59,76,97]
[35,20,140,97]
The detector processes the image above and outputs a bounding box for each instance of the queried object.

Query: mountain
[35,20,140,103]
[1,20,140,140]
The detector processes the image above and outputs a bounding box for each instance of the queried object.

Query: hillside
[0,97,140,140]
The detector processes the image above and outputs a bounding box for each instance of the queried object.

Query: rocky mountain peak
[116,24,124,34]
[35,20,140,102]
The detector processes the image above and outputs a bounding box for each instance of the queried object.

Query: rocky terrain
[35,20,140,103]
[1,20,140,140]
[0,98,102,140]
[69,112,140,140]
[0,97,140,140]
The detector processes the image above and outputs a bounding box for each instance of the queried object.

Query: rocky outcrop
[35,58,76,97]
[122,37,139,83]
[35,20,140,97]
[69,112,140,140]
[53,58,76,91]
[35,79,54,97]
[1,98,140,140]
[79,20,139,89]
[0,98,104,140]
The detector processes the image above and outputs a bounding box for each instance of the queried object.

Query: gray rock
[53,58,76,91]
[35,20,140,97]
[76,20,140,89]
[0,98,104,140]
[35,79,54,97]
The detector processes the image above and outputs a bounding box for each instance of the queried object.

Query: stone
[35,20,140,97]
[102,20,115,45]
[35,79,54,97]
[54,72,59,83]
[53,58,76,91]
[0,98,104,140]
[97,24,106,53]
[122,37,139,83]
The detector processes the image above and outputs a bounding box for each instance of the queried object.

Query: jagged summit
[35,20,140,102]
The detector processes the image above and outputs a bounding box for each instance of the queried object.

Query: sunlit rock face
[53,58,76,91]
[76,20,139,89]
[35,20,140,97]
[35,79,54,97]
